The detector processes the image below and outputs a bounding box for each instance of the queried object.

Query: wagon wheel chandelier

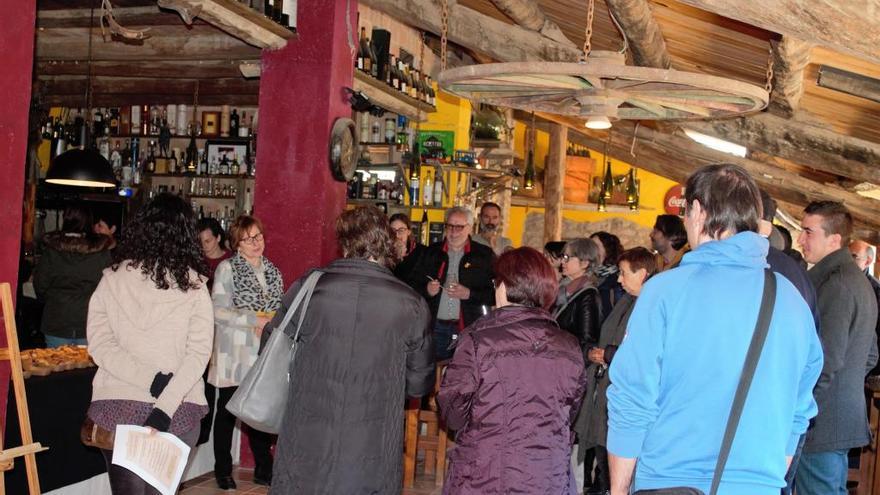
[436,0,772,128]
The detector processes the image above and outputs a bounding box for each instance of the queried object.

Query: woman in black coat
[262,206,434,494]
[589,231,625,322]
[554,238,601,352]
[574,247,657,494]
[389,213,425,289]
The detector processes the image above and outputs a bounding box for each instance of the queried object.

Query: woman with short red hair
[438,247,587,494]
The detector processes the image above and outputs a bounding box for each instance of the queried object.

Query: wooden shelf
[511,196,654,212]
[347,199,446,211]
[107,134,252,142]
[160,0,297,50]
[189,195,237,200]
[147,173,254,180]
[353,71,435,122]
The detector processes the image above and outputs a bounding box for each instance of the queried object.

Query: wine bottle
[409,166,420,207]
[358,27,372,73]
[389,55,400,90]
[169,149,179,174]
[421,209,430,245]
[369,35,379,78]
[433,170,444,206]
[131,105,141,135]
[145,140,156,173]
[398,60,408,95]
[230,109,240,137]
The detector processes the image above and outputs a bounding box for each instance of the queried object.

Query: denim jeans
[795,449,849,495]
[781,433,806,494]
[433,320,459,361]
[44,335,87,348]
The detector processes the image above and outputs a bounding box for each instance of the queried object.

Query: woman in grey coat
[575,247,657,494]
[261,206,434,494]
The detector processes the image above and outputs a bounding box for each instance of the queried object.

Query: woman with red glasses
[438,247,587,494]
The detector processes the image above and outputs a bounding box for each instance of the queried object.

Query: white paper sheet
[111,425,191,495]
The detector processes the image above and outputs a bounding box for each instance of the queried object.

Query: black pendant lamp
[45,2,117,189]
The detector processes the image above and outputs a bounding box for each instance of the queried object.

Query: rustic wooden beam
[686,113,880,184]
[40,93,259,106]
[768,37,812,117]
[817,65,880,105]
[36,75,260,96]
[36,6,195,28]
[36,60,257,79]
[360,0,581,63]
[35,25,261,61]
[522,111,880,234]
[486,0,575,47]
[604,0,671,69]
[544,123,567,244]
[157,0,295,49]
[670,0,880,65]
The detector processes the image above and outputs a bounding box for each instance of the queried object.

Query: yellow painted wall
[508,122,679,247]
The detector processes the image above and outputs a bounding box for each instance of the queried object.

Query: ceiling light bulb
[585,116,612,130]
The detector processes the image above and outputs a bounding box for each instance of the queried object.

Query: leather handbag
[225,270,322,434]
[633,269,777,495]
[80,417,115,450]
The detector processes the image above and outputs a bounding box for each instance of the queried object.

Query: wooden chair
[403,362,449,488]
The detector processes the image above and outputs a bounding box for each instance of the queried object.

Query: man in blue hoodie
[607,163,824,495]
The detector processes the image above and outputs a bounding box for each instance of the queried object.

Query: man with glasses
[850,239,880,375]
[414,207,495,361]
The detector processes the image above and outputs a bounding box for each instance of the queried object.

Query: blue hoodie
[607,232,823,494]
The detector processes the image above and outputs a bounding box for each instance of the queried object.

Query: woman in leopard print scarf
[207,215,282,489]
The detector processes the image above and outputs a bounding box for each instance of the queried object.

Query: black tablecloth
[5,367,106,493]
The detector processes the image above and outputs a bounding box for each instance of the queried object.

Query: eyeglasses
[445,223,469,233]
[240,233,265,246]
[562,253,574,262]
[392,227,410,235]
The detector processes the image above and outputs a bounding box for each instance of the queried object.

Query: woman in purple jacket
[438,247,588,494]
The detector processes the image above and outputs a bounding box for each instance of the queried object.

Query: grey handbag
[225,270,323,434]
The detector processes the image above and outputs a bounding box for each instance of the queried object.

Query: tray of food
[20,346,95,378]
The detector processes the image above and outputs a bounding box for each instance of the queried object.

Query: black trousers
[101,426,199,494]
[198,375,214,445]
[212,386,274,477]
[584,445,610,492]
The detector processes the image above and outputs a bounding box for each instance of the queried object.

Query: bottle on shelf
[358,27,372,73]
[409,165,420,207]
[230,109,239,137]
[149,106,160,135]
[169,149,179,173]
[389,55,400,91]
[369,33,379,79]
[398,59,409,95]
[360,114,370,144]
[140,105,150,136]
[433,170,444,206]
[130,105,141,135]
[423,170,433,207]
[371,120,381,144]
[231,154,241,175]
[219,155,230,175]
[384,118,395,144]
[420,209,430,245]
[145,141,156,173]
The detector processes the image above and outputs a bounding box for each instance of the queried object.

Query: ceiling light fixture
[585,116,612,130]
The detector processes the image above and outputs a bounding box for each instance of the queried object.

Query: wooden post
[543,123,567,244]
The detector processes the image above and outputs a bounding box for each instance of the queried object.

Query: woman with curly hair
[85,193,213,494]
[208,215,282,489]
[261,206,434,494]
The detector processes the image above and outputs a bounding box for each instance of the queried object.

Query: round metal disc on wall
[438,51,769,121]
[328,117,358,182]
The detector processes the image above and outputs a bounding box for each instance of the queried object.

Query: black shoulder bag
[634,269,777,495]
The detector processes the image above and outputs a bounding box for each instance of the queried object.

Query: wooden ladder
[0,282,47,494]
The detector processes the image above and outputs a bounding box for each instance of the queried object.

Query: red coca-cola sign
[664,185,686,215]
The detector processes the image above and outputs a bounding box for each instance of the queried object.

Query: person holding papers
[86,193,214,494]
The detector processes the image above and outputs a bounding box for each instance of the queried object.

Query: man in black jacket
[414,207,495,361]
[797,201,878,495]
[850,239,880,375]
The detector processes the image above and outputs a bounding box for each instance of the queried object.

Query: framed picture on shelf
[201,111,221,137]
[206,140,249,168]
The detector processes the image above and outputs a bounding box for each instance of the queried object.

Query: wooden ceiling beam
[36,25,261,61]
[686,113,880,184]
[669,0,880,65]
[486,0,576,47]
[36,75,260,96]
[41,93,259,107]
[360,0,581,62]
[36,60,258,79]
[518,110,880,234]
[768,37,812,117]
[36,6,192,28]
[604,0,671,69]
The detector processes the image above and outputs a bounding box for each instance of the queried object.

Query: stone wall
[522,212,654,251]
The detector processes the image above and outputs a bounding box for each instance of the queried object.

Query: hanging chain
[440,0,449,71]
[530,112,536,151]
[581,0,595,61]
[765,44,775,93]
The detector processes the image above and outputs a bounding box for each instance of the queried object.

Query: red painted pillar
[254,0,356,284]
[0,3,35,429]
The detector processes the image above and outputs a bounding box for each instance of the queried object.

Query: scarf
[595,263,618,279]
[230,253,284,312]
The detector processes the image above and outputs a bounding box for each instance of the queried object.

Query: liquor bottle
[166,104,177,134]
[231,154,241,175]
[601,159,613,200]
[221,105,230,137]
[409,166,420,207]
[220,155,230,175]
[423,170,433,207]
[93,109,104,137]
[398,60,408,95]
[230,109,240,137]
[384,118,395,144]
[409,68,418,100]
[244,188,253,215]
[131,137,140,172]
[149,106,160,135]
[130,105,141,135]
[369,35,379,78]
[427,75,437,106]
[358,27,371,73]
[145,141,156,173]
[433,170,444,206]
[389,55,400,90]
[140,105,150,136]
[199,149,208,175]
[371,120,381,143]
[110,141,122,174]
[360,114,370,143]
[176,105,188,135]
[169,150,179,174]
[238,111,250,137]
